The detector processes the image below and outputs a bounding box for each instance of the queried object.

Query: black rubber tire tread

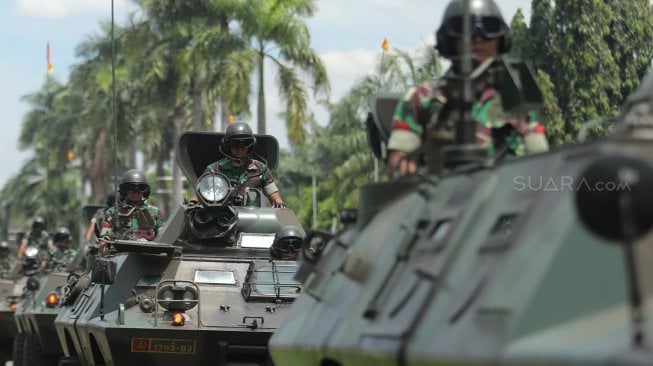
[22,332,46,366]
[12,332,25,366]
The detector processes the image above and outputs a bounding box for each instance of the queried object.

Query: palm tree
[239,0,329,147]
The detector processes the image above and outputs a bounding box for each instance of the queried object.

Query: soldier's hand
[98,236,111,255]
[272,201,286,209]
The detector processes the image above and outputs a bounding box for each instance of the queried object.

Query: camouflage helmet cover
[118,169,151,200]
[436,0,512,58]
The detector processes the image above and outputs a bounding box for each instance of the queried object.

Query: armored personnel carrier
[55,131,304,366]
[0,234,24,362]
[269,77,653,364]
[0,275,21,364]
[13,205,102,366]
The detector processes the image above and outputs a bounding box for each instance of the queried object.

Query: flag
[47,42,54,74]
[381,38,389,52]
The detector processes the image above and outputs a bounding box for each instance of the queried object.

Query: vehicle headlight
[157,284,198,311]
[197,174,229,203]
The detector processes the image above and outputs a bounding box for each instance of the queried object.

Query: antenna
[111,0,119,210]
[457,0,474,144]
[436,0,487,172]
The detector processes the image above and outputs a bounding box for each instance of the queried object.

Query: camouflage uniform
[100,203,165,241]
[205,158,279,199]
[388,59,545,162]
[48,247,77,272]
[89,207,108,235]
[23,229,51,251]
[0,255,14,278]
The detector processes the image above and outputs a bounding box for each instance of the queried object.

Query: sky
[0,0,531,190]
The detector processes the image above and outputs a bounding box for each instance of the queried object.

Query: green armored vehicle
[268,67,653,366]
[13,208,101,366]
[0,266,22,363]
[55,131,304,366]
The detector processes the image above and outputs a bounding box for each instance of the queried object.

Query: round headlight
[24,246,39,259]
[197,174,229,203]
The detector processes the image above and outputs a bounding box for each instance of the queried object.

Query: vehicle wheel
[22,333,46,366]
[12,332,25,366]
[58,355,82,366]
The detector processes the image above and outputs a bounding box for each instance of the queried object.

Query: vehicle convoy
[268,73,653,364]
[12,206,102,366]
[55,131,305,366]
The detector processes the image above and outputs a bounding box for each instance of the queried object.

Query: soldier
[17,216,53,258]
[0,241,13,278]
[387,0,548,175]
[100,169,165,244]
[49,227,77,272]
[204,122,286,208]
[84,191,116,242]
[270,226,305,260]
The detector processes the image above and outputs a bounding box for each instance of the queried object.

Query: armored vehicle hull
[0,278,20,362]
[13,272,69,365]
[56,131,304,365]
[269,135,653,365]
[57,249,298,365]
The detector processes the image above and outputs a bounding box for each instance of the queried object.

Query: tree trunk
[257,51,266,134]
[155,157,168,215]
[191,77,204,130]
[90,127,109,204]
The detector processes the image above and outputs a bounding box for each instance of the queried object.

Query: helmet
[0,241,9,253]
[223,122,256,154]
[118,169,151,200]
[436,0,512,59]
[617,72,653,132]
[53,227,71,242]
[270,226,305,260]
[32,216,46,230]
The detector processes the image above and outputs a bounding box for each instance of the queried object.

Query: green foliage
[518,0,653,144]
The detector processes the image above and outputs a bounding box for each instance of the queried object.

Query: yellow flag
[381,38,389,52]
[67,150,75,161]
[228,115,235,124]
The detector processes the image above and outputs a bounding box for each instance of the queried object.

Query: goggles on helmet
[227,137,255,149]
[277,238,302,253]
[125,183,148,193]
[444,15,505,39]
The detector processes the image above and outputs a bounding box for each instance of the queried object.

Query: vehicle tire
[58,355,82,366]
[12,332,25,366]
[22,332,46,366]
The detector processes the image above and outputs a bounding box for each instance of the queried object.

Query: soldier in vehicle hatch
[17,216,52,258]
[387,0,549,175]
[100,169,165,245]
[204,121,286,208]
[49,226,77,272]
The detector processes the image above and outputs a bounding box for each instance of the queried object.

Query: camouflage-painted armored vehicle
[12,206,101,366]
[55,131,304,366]
[269,78,653,363]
